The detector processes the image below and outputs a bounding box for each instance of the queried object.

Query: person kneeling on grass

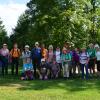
[49,60,60,79]
[79,47,89,80]
[21,45,34,80]
[61,47,72,79]
[37,58,49,80]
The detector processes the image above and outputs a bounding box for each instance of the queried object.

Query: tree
[10,0,100,48]
[0,18,8,47]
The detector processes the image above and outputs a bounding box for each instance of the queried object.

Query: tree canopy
[10,0,100,48]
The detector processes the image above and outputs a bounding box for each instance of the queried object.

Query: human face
[14,44,18,49]
[41,44,45,48]
[3,45,7,49]
[63,50,67,54]
[56,47,60,51]
[82,48,86,53]
[89,44,94,49]
[35,44,39,48]
[25,47,29,51]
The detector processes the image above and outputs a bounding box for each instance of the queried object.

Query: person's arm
[31,49,34,59]
[18,49,21,57]
[10,49,13,57]
[40,48,43,58]
[86,53,90,64]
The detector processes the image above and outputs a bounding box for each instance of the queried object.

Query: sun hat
[25,45,29,48]
[35,42,39,46]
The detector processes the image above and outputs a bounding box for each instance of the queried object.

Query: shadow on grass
[0,75,100,93]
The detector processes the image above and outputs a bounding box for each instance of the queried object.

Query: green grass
[0,75,100,100]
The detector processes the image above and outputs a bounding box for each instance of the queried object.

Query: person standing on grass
[87,43,96,74]
[31,42,42,78]
[0,44,9,75]
[10,43,21,75]
[72,48,80,75]
[96,47,100,76]
[61,47,72,79]
[47,45,54,63]
[54,47,62,77]
[80,47,89,79]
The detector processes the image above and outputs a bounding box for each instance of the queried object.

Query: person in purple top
[0,44,9,75]
[72,48,80,75]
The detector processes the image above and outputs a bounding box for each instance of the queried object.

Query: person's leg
[92,59,95,74]
[15,58,19,75]
[62,64,66,77]
[58,63,62,77]
[5,65,8,75]
[85,64,88,79]
[5,61,8,75]
[81,64,84,79]
[11,58,15,75]
[66,63,69,78]
[2,64,4,76]
[73,61,76,75]
[33,61,36,78]
[77,62,80,74]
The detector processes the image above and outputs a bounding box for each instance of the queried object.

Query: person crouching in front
[37,58,49,80]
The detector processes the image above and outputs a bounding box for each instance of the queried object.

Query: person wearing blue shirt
[31,42,42,78]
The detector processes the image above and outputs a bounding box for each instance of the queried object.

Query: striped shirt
[79,52,89,64]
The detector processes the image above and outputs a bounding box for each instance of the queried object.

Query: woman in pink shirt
[0,44,9,75]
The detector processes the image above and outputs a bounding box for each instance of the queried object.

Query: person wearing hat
[10,43,21,75]
[37,58,49,80]
[87,43,96,74]
[21,45,31,66]
[80,47,89,79]
[0,44,9,75]
[61,47,72,78]
[54,47,62,77]
[21,45,34,80]
[31,42,42,78]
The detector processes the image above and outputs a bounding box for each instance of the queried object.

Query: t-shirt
[31,47,42,60]
[80,52,89,64]
[61,53,72,64]
[55,51,61,63]
[23,63,33,72]
[48,51,54,62]
[22,51,31,64]
[0,49,9,57]
[96,51,100,61]
[87,48,96,59]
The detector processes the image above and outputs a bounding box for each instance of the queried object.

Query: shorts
[23,63,33,71]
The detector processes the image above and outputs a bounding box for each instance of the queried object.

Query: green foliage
[0,18,8,47]
[10,0,100,48]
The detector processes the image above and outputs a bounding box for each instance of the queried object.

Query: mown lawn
[0,75,100,100]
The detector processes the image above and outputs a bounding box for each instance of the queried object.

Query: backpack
[12,48,20,57]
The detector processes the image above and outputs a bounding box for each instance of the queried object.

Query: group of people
[0,42,100,80]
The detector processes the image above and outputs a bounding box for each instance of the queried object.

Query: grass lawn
[0,75,100,100]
